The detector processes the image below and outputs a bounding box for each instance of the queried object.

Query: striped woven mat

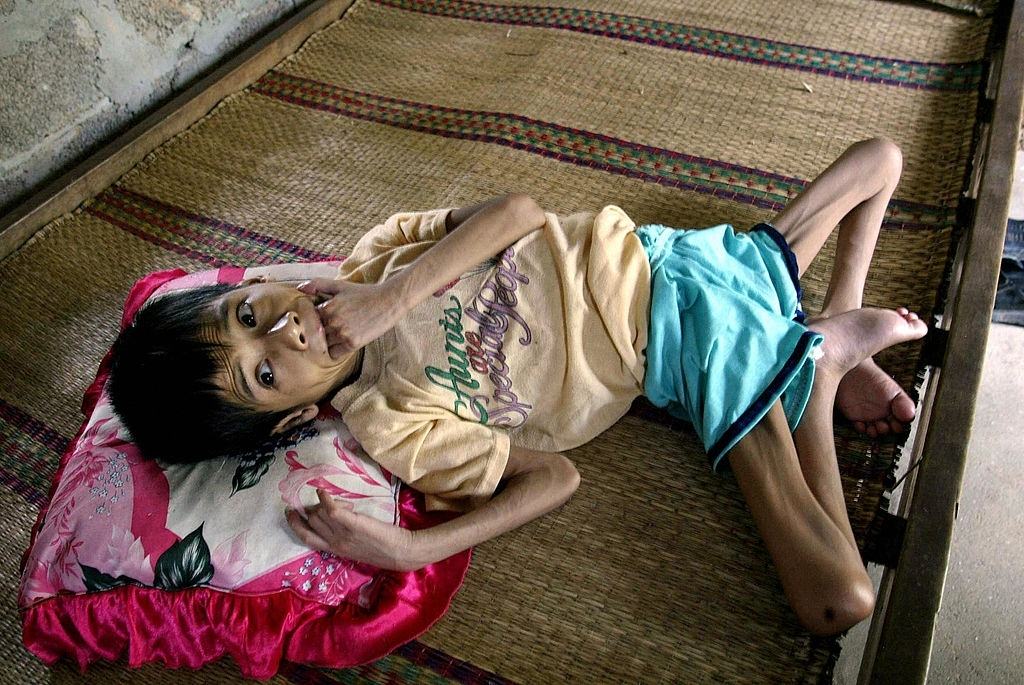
[1,0,993,682]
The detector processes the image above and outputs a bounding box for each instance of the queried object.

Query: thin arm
[286,446,580,571]
[403,447,581,569]
[385,194,547,322]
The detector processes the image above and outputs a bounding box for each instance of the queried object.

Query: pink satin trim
[22,487,471,679]
[20,268,472,677]
[217,266,246,284]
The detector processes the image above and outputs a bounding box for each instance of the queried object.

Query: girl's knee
[795,572,876,636]
[855,137,903,187]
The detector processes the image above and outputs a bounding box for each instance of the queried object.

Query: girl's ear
[272,404,319,434]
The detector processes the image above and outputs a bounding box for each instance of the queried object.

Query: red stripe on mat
[396,641,518,684]
[0,400,66,506]
[88,189,340,266]
[253,71,953,231]
[280,641,517,684]
[99,193,272,264]
[372,0,982,91]
[0,399,70,455]
[85,205,229,266]
[106,187,338,262]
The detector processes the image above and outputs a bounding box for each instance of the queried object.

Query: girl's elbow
[554,454,581,499]
[502,193,547,230]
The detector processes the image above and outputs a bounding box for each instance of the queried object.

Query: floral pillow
[19,266,470,679]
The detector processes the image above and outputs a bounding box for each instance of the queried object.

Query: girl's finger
[297,278,345,296]
[317,488,338,513]
[307,508,337,538]
[286,509,331,549]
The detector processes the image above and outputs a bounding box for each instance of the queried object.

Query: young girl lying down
[108,138,925,636]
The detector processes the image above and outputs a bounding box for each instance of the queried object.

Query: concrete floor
[0,0,302,214]
[835,323,1024,684]
[927,322,1024,684]
[923,137,1024,685]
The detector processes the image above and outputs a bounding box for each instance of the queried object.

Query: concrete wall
[0,0,304,214]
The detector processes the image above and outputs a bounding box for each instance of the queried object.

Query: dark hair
[107,284,292,463]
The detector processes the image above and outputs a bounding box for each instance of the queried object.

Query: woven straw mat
[0,0,993,682]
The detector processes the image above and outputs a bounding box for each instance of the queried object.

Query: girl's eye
[257,360,275,387]
[238,301,257,328]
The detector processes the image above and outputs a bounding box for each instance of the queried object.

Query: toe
[891,392,916,423]
[854,421,867,433]
[897,306,909,315]
[888,418,905,434]
[867,424,878,438]
[875,421,890,436]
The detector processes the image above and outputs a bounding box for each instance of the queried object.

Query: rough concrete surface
[927,323,1024,684]
[0,0,302,213]
[924,135,1024,685]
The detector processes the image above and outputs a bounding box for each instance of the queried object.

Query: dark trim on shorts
[708,329,819,471]
[751,221,806,323]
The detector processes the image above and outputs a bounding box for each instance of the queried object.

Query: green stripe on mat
[0,399,66,507]
[252,70,956,230]
[373,0,984,91]
[284,641,516,684]
[88,188,339,267]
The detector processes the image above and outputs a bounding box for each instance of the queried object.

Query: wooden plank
[0,0,356,263]
[863,0,1024,682]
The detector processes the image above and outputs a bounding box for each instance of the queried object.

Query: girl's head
[108,281,354,463]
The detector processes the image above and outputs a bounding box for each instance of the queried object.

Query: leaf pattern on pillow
[230,425,320,496]
[231,456,274,497]
[153,524,215,590]
[80,564,141,592]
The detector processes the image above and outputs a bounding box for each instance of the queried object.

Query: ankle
[815,304,861,321]
[813,355,847,389]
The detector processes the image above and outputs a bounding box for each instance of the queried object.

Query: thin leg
[729,400,872,635]
[727,307,928,634]
[771,138,914,437]
[771,137,903,290]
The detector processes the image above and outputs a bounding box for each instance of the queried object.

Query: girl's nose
[269,311,308,350]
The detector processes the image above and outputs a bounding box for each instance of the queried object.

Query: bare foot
[821,307,921,437]
[807,308,928,388]
[836,358,917,437]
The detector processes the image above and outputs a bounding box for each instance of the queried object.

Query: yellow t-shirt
[331,206,651,511]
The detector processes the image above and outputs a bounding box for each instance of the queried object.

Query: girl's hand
[297,279,404,359]
[285,489,422,571]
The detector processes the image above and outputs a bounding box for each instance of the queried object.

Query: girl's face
[201,282,355,415]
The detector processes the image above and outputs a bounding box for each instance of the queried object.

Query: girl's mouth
[315,307,327,352]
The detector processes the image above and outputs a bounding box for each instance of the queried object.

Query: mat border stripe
[109,187,336,262]
[86,188,339,267]
[283,641,516,684]
[0,399,70,455]
[253,71,954,230]
[373,0,983,91]
[0,400,69,507]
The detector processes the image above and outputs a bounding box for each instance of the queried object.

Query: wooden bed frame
[2,0,1021,682]
[860,1,1023,682]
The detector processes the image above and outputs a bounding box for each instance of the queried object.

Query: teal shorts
[637,222,823,471]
